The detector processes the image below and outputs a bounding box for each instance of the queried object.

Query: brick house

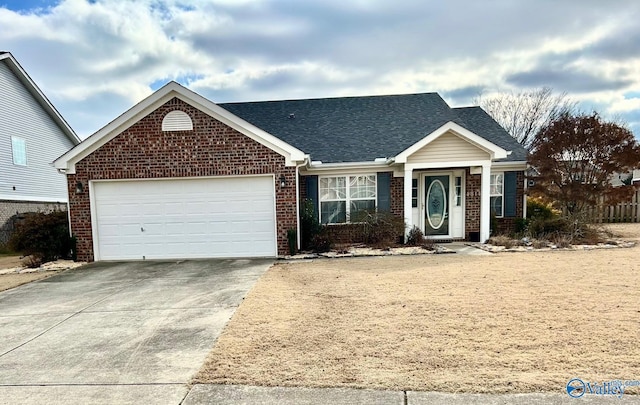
[54,82,527,262]
[0,52,80,243]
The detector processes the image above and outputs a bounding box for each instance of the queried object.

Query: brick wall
[390,175,404,217]
[0,200,67,244]
[325,224,367,245]
[299,175,308,202]
[69,97,296,261]
[465,168,481,240]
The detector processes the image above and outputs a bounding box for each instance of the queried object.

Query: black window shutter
[504,171,518,217]
[305,175,319,219]
[377,172,391,212]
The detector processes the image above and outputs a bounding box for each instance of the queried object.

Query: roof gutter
[302,158,395,172]
[491,160,528,168]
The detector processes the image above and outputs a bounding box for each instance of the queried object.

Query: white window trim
[490,172,504,218]
[11,136,27,166]
[319,174,377,224]
[454,175,462,207]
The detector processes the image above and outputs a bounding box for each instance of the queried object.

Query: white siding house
[0,52,80,242]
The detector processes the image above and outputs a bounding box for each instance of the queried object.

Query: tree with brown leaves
[529,112,640,214]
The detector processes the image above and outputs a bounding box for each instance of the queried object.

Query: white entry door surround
[418,170,465,239]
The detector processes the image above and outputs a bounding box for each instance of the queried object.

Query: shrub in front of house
[487,235,519,249]
[310,229,332,253]
[287,229,297,256]
[8,211,72,265]
[528,216,570,238]
[527,197,557,220]
[300,199,323,250]
[406,226,425,246]
[357,210,405,247]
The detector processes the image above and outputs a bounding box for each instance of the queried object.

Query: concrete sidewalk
[3,383,637,404]
[446,242,493,256]
[182,384,640,404]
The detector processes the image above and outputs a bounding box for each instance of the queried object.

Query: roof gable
[55,82,306,173]
[396,121,508,163]
[0,52,79,145]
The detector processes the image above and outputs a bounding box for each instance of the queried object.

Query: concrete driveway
[0,259,272,405]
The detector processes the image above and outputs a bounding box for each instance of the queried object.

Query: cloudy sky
[2,0,640,139]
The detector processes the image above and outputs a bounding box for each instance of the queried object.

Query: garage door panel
[206,204,228,215]
[230,219,251,231]
[252,219,275,233]
[93,176,277,260]
[120,223,143,236]
[231,200,251,213]
[142,202,164,214]
[182,222,207,235]
[165,242,187,254]
[99,224,121,237]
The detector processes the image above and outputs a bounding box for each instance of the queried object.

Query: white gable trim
[394,121,509,163]
[0,52,80,145]
[54,81,306,173]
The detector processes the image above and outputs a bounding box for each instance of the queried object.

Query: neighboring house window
[490,173,503,217]
[11,137,27,166]
[320,175,376,224]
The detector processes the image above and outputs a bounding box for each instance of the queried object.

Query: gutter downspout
[57,168,74,239]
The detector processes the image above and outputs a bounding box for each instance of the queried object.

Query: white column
[480,163,491,243]
[404,168,413,240]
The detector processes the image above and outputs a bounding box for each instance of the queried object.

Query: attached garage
[55,82,304,262]
[92,176,277,260]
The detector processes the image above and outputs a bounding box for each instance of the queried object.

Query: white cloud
[1,0,640,137]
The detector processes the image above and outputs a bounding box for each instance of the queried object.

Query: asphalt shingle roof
[452,107,528,162]
[220,93,526,163]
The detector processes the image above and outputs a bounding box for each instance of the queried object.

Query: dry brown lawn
[196,224,640,393]
[0,272,56,292]
[0,255,23,268]
[0,256,76,292]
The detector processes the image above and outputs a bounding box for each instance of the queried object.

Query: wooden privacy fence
[581,190,640,223]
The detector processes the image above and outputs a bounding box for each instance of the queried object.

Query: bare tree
[474,87,576,148]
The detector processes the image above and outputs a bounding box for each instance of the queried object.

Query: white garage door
[92,176,277,260]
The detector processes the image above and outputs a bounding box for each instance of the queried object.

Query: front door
[424,175,449,236]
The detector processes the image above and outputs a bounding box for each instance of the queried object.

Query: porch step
[431,239,465,244]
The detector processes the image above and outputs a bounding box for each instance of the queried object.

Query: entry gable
[395,121,509,164]
[54,81,306,173]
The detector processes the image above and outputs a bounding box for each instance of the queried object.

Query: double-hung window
[490,173,504,217]
[320,175,376,224]
[11,137,27,166]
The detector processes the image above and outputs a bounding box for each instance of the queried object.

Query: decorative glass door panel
[425,175,449,236]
